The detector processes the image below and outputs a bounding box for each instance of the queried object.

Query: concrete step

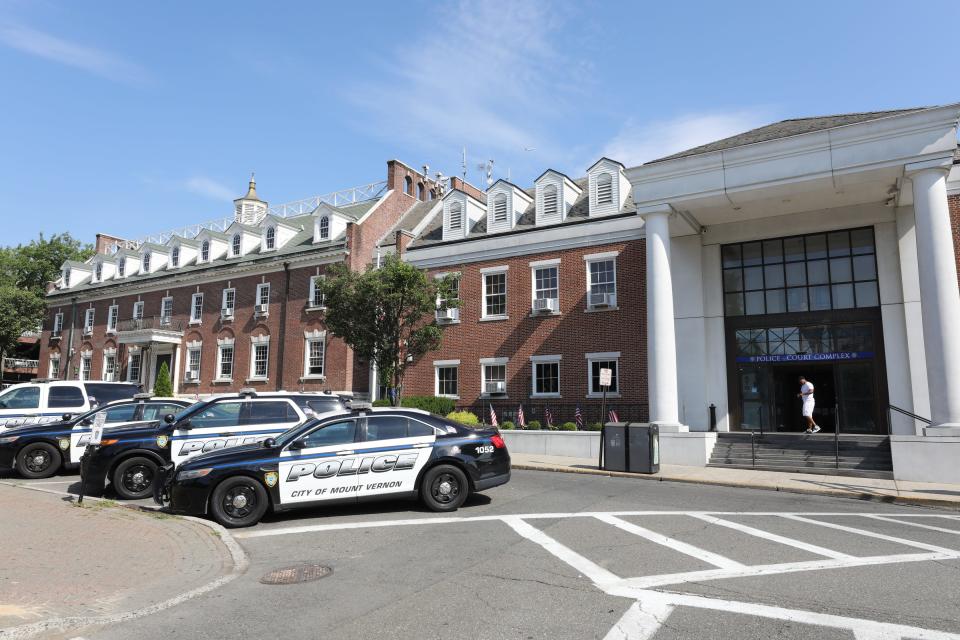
[706,462,894,480]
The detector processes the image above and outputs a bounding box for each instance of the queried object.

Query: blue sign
[736,351,874,364]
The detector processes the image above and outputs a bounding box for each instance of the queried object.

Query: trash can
[626,423,659,474]
[601,423,628,472]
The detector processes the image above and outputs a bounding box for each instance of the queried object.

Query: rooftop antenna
[461,147,467,182]
[476,159,495,187]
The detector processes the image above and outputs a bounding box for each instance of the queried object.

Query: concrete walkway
[511,453,960,509]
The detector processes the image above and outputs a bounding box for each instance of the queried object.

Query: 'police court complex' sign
[735,351,874,364]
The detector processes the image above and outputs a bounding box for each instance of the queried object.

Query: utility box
[601,423,659,474]
[601,423,628,472]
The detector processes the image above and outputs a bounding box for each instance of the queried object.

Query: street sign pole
[77,410,106,504]
[598,367,612,470]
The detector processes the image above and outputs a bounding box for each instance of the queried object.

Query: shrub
[446,410,480,426]
[559,421,577,431]
[400,395,456,415]
[153,361,172,397]
[587,422,603,431]
[500,421,516,430]
[372,399,392,407]
[526,420,542,430]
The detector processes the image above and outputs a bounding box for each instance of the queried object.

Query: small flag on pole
[575,404,584,430]
[518,404,526,428]
[545,407,553,428]
[608,408,620,423]
[489,403,499,427]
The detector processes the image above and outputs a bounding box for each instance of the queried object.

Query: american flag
[517,404,526,428]
[489,404,499,428]
[608,408,620,423]
[545,407,553,428]
[575,404,583,429]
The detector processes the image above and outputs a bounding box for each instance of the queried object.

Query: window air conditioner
[485,381,506,394]
[185,370,199,381]
[220,308,234,320]
[436,307,459,322]
[533,298,558,313]
[590,292,614,308]
[159,315,171,326]
[255,303,269,315]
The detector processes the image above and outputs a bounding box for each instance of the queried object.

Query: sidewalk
[511,453,960,509]
[0,483,236,638]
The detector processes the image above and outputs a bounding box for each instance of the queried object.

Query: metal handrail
[2,358,39,369]
[116,315,184,332]
[888,404,932,425]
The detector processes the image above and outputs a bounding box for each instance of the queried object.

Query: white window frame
[256,283,271,309]
[480,357,508,397]
[222,288,236,317]
[434,271,461,323]
[303,329,326,379]
[584,251,619,311]
[142,251,151,273]
[170,245,180,267]
[83,308,95,334]
[185,342,202,383]
[52,312,64,335]
[231,233,242,257]
[530,258,560,313]
[434,359,460,399]
[319,216,330,240]
[308,275,326,309]
[132,301,144,320]
[216,338,235,382]
[248,335,270,381]
[102,350,117,382]
[160,296,173,323]
[200,240,210,262]
[530,354,561,398]
[265,226,276,250]
[480,265,508,320]
[586,351,621,398]
[94,262,103,282]
[49,354,61,378]
[80,353,92,381]
[190,293,204,324]
[127,350,142,383]
[117,257,126,277]
[107,305,119,333]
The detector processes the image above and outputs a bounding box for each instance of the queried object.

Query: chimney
[395,230,414,258]
[449,176,485,202]
[95,233,126,255]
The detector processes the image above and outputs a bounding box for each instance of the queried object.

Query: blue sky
[1,0,958,246]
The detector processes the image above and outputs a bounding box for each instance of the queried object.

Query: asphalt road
[23,470,960,639]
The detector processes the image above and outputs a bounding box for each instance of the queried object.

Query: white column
[643,209,682,427]
[908,163,960,430]
[172,344,181,396]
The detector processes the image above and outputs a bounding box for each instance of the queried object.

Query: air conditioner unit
[255,303,269,315]
[436,307,459,322]
[220,308,234,320]
[485,381,506,394]
[590,292,614,308]
[159,315,171,326]
[533,298,558,313]
[185,370,199,382]
[82,327,93,336]
[51,331,61,339]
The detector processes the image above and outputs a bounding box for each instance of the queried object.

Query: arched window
[94,262,102,282]
[448,201,463,230]
[542,184,558,218]
[171,246,180,267]
[118,257,126,277]
[231,233,241,256]
[200,240,210,262]
[596,173,613,205]
[319,216,330,240]
[404,176,413,195]
[429,189,436,201]
[417,182,425,201]
[63,268,71,285]
[142,251,151,272]
[492,193,508,223]
[265,226,276,250]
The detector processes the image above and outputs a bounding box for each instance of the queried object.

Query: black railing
[116,315,184,332]
[455,401,648,429]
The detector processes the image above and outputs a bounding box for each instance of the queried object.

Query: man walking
[798,376,819,433]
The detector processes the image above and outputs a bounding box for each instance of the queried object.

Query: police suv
[0,380,140,430]
[0,394,190,479]
[154,404,511,528]
[82,390,347,500]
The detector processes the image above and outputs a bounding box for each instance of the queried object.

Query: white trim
[585,255,618,310]
[248,336,270,380]
[217,336,235,346]
[190,292,204,323]
[583,250,620,261]
[530,262,560,313]
[250,334,271,345]
[529,258,560,268]
[531,357,561,398]
[479,357,509,365]
[585,351,621,359]
[434,361,459,399]
[479,265,509,274]
[481,269,508,319]
[433,359,461,366]
[303,331,326,378]
[586,353,620,398]
[529,354,562,362]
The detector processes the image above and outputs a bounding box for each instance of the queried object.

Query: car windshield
[170,400,211,423]
[274,416,322,447]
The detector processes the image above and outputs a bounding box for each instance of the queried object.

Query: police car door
[356,415,436,499]
[0,385,44,430]
[69,402,140,464]
[278,418,362,505]
[172,399,303,467]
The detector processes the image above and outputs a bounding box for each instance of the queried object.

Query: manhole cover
[260,564,333,585]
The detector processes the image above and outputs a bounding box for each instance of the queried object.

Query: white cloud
[601,110,775,168]
[183,176,235,201]
[0,23,150,85]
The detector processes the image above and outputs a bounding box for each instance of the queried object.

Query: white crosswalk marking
[602,599,674,640]
[688,513,854,559]
[594,513,745,569]
[865,515,960,536]
[780,514,960,554]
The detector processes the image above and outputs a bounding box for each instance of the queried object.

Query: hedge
[401,395,456,415]
[500,421,516,430]
[446,410,481,426]
[559,422,577,431]
[587,422,603,431]
[526,420,541,430]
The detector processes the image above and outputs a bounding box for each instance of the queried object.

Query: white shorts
[802,398,816,417]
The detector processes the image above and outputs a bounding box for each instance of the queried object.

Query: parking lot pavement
[0,469,157,510]
[65,469,960,640]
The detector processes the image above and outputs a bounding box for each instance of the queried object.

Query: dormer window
[449,202,463,230]
[143,251,151,272]
[63,268,71,286]
[542,185,558,218]
[118,257,126,277]
[492,194,508,224]
[201,240,210,262]
[231,233,241,257]
[319,216,330,240]
[171,246,180,267]
[265,226,276,250]
[94,262,102,282]
[596,173,613,205]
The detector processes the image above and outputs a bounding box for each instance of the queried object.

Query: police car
[0,380,140,430]
[0,394,190,479]
[153,404,511,528]
[82,390,347,500]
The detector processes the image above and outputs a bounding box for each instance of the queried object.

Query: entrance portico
[627,104,960,481]
[116,316,184,394]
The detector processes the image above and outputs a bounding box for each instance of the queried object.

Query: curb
[0,482,249,640]
[512,463,960,511]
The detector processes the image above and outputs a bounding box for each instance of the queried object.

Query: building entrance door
[153,353,172,394]
[771,365,836,432]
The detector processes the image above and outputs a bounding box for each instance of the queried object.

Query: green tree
[321,254,458,406]
[153,361,173,397]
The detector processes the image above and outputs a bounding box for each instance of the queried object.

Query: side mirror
[163,413,177,425]
[80,417,93,426]
[262,437,276,449]
[62,413,73,422]
[289,439,305,451]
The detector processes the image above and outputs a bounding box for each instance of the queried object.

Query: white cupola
[534,170,581,227]
[234,173,268,225]
[441,189,485,241]
[485,180,532,234]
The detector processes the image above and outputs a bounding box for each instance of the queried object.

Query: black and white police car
[154,403,511,528]
[82,390,347,500]
[0,394,190,478]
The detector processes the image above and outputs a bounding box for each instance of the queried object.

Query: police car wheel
[210,476,268,528]
[420,464,469,512]
[113,457,158,500]
[16,442,61,479]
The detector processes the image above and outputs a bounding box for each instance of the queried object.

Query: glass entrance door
[836,362,877,433]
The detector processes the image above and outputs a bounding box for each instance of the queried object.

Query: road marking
[501,516,621,586]
[688,513,853,559]
[866,515,960,536]
[594,514,744,569]
[781,514,960,554]
[602,600,674,640]
[19,480,75,485]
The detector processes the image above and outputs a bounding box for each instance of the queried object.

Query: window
[104,305,117,333]
[142,251,151,272]
[200,240,210,262]
[587,353,620,396]
[721,228,879,317]
[587,257,617,308]
[435,363,458,397]
[256,283,270,308]
[95,262,103,282]
[365,415,409,441]
[596,173,613,205]
[128,352,142,382]
[160,297,173,323]
[309,275,325,308]
[48,386,85,409]
[404,175,413,195]
[132,301,144,320]
[190,293,203,323]
[534,265,558,304]
[118,257,126,277]
[482,362,506,395]
[437,274,459,311]
[99,404,138,423]
[187,347,201,380]
[171,246,180,267]
[49,355,60,378]
[52,312,64,335]
[0,385,40,409]
[80,355,92,380]
[483,270,507,318]
[250,340,269,379]
[231,233,242,256]
[191,401,243,429]
[222,288,235,315]
[304,334,325,377]
[265,226,276,250]
[542,184,558,218]
[532,357,561,396]
[218,344,234,380]
[319,216,330,240]
[302,420,356,448]
[492,193,508,223]
[63,267,71,286]
[448,202,462,230]
[417,182,425,201]
[84,308,95,333]
[247,401,299,425]
[84,382,139,404]
[102,353,116,381]
[141,403,184,421]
